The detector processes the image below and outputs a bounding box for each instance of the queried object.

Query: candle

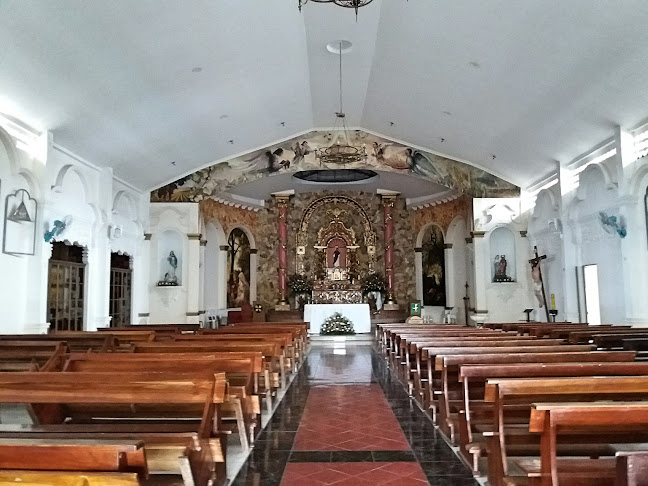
[551,294,556,310]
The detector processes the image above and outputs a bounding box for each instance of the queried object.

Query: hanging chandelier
[315,42,367,166]
[298,0,374,19]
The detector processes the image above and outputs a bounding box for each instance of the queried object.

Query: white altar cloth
[304,303,371,335]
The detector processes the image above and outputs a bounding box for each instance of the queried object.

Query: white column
[414,247,424,303]
[24,240,52,334]
[444,244,456,309]
[218,245,229,311]
[471,231,489,323]
[133,234,151,324]
[199,239,207,324]
[185,233,201,324]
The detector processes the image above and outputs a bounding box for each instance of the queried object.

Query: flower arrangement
[320,312,356,335]
[287,274,313,294]
[361,272,386,293]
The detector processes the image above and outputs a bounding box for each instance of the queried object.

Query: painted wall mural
[415,196,472,235]
[227,228,251,308]
[421,224,447,307]
[151,130,519,202]
[200,198,258,236]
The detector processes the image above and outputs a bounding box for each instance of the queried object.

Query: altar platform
[304,303,372,335]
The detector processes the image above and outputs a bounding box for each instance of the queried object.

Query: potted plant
[287,274,313,310]
[362,272,386,313]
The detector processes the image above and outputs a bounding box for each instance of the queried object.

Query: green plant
[287,274,312,294]
[362,272,386,293]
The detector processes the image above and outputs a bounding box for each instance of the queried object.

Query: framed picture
[3,188,37,256]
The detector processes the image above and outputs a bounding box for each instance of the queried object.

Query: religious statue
[493,254,513,282]
[163,250,179,285]
[332,247,341,267]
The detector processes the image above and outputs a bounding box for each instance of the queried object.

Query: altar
[304,303,372,335]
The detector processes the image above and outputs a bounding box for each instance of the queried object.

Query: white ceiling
[3,0,648,191]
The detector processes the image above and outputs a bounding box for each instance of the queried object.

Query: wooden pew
[483,376,648,486]
[0,371,227,486]
[132,341,286,391]
[420,344,595,423]
[613,444,648,486]
[456,360,648,474]
[0,341,67,372]
[403,337,561,404]
[565,327,644,344]
[63,352,262,449]
[171,332,299,372]
[0,438,147,485]
[529,402,648,486]
[0,334,116,352]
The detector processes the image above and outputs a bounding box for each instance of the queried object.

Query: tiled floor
[231,344,479,486]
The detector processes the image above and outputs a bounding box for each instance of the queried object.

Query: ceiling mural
[150,130,519,202]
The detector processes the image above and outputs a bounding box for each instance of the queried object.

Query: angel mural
[150,129,520,202]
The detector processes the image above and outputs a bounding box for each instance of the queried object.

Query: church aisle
[231,345,478,486]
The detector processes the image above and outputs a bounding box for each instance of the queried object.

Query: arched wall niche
[417,223,446,307]
[489,226,516,283]
[157,229,183,286]
[227,227,252,308]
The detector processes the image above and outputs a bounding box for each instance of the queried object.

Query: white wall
[0,125,149,333]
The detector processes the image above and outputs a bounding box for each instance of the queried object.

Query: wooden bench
[0,438,147,485]
[484,376,648,486]
[529,402,648,486]
[0,341,67,372]
[0,334,116,352]
[420,344,595,423]
[0,371,227,486]
[455,360,648,474]
[132,341,287,390]
[63,352,262,450]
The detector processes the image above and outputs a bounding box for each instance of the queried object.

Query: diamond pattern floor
[281,462,428,486]
[294,384,410,451]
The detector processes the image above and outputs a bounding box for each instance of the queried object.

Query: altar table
[304,303,371,335]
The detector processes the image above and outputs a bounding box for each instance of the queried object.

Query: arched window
[421,224,446,306]
[227,228,251,308]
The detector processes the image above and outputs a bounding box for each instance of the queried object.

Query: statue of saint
[165,251,178,284]
[332,247,340,267]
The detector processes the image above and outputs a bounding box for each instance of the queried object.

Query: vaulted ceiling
[2,0,648,191]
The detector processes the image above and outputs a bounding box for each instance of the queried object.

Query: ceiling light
[298,0,375,19]
[442,111,452,116]
[192,67,202,73]
[315,42,367,166]
[468,61,481,69]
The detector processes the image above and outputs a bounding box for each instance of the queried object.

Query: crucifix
[529,246,550,322]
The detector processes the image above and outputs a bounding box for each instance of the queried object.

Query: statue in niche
[162,251,179,285]
[493,254,513,282]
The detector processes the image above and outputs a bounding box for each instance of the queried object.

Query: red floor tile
[293,385,410,451]
[281,462,428,485]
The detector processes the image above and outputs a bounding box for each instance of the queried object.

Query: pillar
[185,233,201,324]
[134,234,151,324]
[471,231,489,324]
[274,195,291,311]
[382,195,399,310]
[444,243,456,309]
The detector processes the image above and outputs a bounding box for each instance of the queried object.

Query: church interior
[3,1,648,485]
